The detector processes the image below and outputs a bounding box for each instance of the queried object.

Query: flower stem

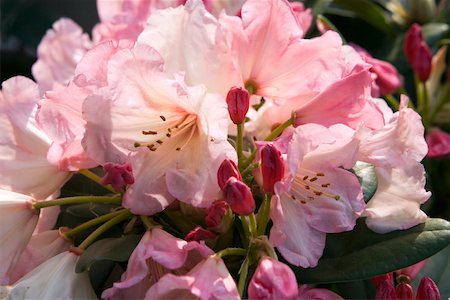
[78,169,116,193]
[216,248,247,258]
[237,123,245,169]
[78,209,133,250]
[248,213,258,237]
[238,257,250,298]
[257,193,272,236]
[140,215,157,230]
[33,195,121,210]
[64,209,127,238]
[384,94,400,111]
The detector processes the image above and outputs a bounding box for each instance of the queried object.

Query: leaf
[294,218,450,284]
[422,23,450,50]
[66,203,121,219]
[327,0,393,33]
[412,245,450,298]
[352,162,378,203]
[76,234,142,273]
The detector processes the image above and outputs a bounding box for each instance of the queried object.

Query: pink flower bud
[375,280,397,300]
[415,42,432,82]
[405,24,423,67]
[100,162,134,192]
[248,257,298,300]
[222,177,255,215]
[396,283,414,300]
[426,128,450,158]
[416,277,440,300]
[372,273,394,287]
[260,144,285,194]
[226,86,250,124]
[217,159,242,190]
[185,226,216,242]
[205,200,232,230]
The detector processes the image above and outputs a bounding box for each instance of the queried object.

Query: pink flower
[416,277,440,300]
[8,228,71,283]
[298,285,344,300]
[426,128,450,158]
[101,162,135,192]
[0,76,70,198]
[217,159,242,190]
[248,257,298,300]
[226,86,250,124]
[4,251,97,299]
[260,143,285,194]
[223,177,256,215]
[289,2,313,36]
[270,124,364,267]
[83,44,235,215]
[0,190,39,284]
[102,227,214,299]
[32,18,92,93]
[185,226,216,242]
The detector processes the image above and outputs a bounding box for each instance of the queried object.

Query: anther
[316,172,325,176]
[321,183,330,188]
[176,147,181,151]
[313,191,323,196]
[300,200,306,204]
[309,177,318,182]
[160,115,166,121]
[303,176,308,180]
[156,140,163,144]
[166,133,171,138]
[142,130,157,135]
[134,142,141,147]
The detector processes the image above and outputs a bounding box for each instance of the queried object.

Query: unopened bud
[372,273,394,287]
[405,24,423,66]
[223,177,255,215]
[185,226,216,242]
[415,42,432,81]
[217,159,242,190]
[261,144,285,194]
[375,280,397,300]
[404,24,432,81]
[226,86,250,124]
[206,200,234,233]
[100,162,134,192]
[416,277,440,300]
[396,283,413,300]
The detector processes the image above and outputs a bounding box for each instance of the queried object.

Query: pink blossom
[0,76,71,198]
[226,86,250,124]
[260,143,285,194]
[101,162,135,192]
[8,228,71,283]
[375,280,397,300]
[102,227,214,299]
[298,285,344,300]
[223,177,256,215]
[4,251,97,299]
[416,277,440,300]
[83,44,235,215]
[217,159,242,190]
[0,190,39,284]
[185,226,216,242]
[426,127,450,158]
[289,2,313,35]
[248,257,298,300]
[32,18,91,93]
[270,124,364,267]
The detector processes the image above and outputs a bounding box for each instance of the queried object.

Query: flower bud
[205,200,234,233]
[372,273,394,287]
[222,177,255,215]
[248,257,298,300]
[260,144,285,194]
[405,24,423,67]
[375,280,397,300]
[185,226,216,242]
[426,128,450,158]
[217,159,242,190]
[101,162,134,192]
[396,283,414,300]
[404,24,432,82]
[226,86,250,124]
[415,42,432,82]
[416,277,440,300]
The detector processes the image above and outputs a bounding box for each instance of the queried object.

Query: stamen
[316,172,325,176]
[156,140,163,144]
[303,175,308,180]
[142,130,158,135]
[309,177,318,182]
[166,133,171,138]
[160,115,166,121]
[292,171,341,202]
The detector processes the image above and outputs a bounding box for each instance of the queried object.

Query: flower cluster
[1,0,448,299]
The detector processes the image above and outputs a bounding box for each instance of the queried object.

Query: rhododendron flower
[0,190,39,284]
[270,124,364,267]
[0,76,70,198]
[298,285,344,300]
[102,227,214,299]
[426,127,450,158]
[8,228,71,283]
[358,96,430,233]
[83,44,235,215]
[3,251,97,299]
[32,18,92,93]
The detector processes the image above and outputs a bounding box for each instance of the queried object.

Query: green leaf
[422,23,450,50]
[76,234,142,273]
[327,0,393,33]
[294,218,450,284]
[412,245,450,298]
[352,162,378,203]
[66,203,121,219]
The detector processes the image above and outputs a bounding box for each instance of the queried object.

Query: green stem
[237,123,245,169]
[78,209,133,250]
[33,195,121,209]
[238,257,250,298]
[422,82,430,127]
[79,169,116,193]
[248,213,258,237]
[241,162,260,178]
[239,215,252,239]
[216,248,247,258]
[140,215,156,230]
[257,193,272,236]
[384,94,400,111]
[414,73,425,114]
[64,209,127,238]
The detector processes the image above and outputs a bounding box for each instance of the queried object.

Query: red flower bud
[100,162,134,192]
[261,144,285,194]
[372,273,394,287]
[404,23,423,67]
[226,86,250,124]
[185,226,216,242]
[206,200,229,228]
[416,277,440,300]
[375,280,397,300]
[414,42,432,82]
[217,159,242,190]
[223,177,255,215]
[404,23,432,82]
[396,283,414,300]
